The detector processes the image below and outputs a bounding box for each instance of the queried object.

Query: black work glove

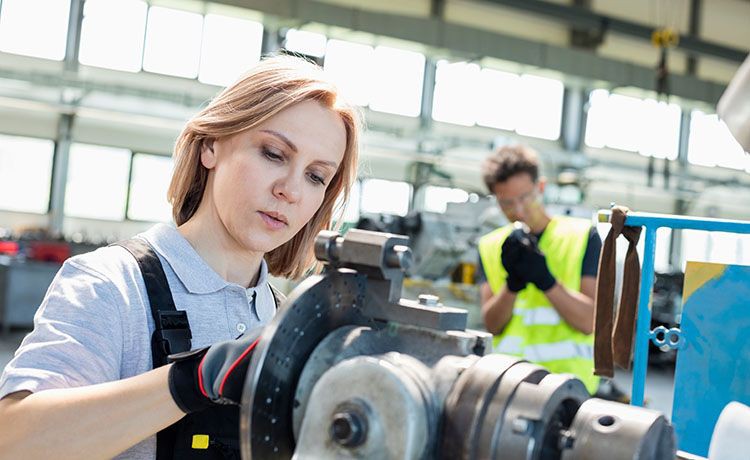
[167,328,263,414]
[501,229,528,292]
[514,230,557,292]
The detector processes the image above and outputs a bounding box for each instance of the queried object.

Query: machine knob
[314,230,342,263]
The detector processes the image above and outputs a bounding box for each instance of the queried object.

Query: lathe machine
[239,229,674,459]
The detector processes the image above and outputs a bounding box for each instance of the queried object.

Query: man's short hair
[482,145,540,193]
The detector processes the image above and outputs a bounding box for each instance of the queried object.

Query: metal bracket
[314,229,467,331]
[649,326,684,350]
[314,229,412,303]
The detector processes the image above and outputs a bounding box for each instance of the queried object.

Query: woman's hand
[168,328,264,414]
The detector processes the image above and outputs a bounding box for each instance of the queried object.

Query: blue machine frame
[598,210,750,455]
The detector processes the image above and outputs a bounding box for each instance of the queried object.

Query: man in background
[477,145,602,394]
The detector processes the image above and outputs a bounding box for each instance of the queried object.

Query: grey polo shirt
[0,223,277,459]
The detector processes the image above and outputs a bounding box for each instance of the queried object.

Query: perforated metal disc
[240,268,380,459]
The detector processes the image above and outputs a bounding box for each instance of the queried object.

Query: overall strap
[114,238,192,460]
[115,238,192,367]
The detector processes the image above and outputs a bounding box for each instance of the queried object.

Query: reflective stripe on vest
[478,216,599,394]
[496,337,593,362]
[496,336,523,355]
[518,306,561,326]
[524,341,594,362]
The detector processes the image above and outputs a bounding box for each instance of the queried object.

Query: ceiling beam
[486,0,747,63]
[220,0,730,105]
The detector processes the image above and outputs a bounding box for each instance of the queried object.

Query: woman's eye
[308,172,326,185]
[263,148,283,161]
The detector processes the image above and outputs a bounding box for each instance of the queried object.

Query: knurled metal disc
[240,268,380,459]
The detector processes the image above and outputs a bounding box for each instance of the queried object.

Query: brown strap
[593,206,642,377]
[613,222,642,369]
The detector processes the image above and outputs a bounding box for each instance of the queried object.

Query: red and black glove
[167,328,263,414]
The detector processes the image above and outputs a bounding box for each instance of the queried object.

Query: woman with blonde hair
[0,55,361,459]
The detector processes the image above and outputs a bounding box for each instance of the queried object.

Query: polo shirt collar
[251,265,276,324]
[142,224,271,298]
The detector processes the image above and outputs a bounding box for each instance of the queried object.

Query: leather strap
[593,206,642,377]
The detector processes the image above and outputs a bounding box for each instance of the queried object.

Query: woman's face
[200,100,347,254]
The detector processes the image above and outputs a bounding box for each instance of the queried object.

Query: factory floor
[0,329,676,417]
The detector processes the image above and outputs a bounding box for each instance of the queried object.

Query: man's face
[492,173,545,226]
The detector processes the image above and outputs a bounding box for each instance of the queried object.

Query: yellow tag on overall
[192,434,210,449]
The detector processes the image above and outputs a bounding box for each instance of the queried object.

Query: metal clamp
[649,326,684,350]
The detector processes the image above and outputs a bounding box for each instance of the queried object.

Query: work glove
[167,328,263,414]
[514,230,557,292]
[501,229,529,292]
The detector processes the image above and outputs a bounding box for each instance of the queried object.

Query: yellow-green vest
[478,216,599,394]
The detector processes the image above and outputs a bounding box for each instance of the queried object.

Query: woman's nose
[272,174,302,203]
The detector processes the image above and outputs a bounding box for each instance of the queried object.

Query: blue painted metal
[649,326,684,350]
[610,212,750,234]
[672,264,750,456]
[598,209,750,455]
[631,226,657,407]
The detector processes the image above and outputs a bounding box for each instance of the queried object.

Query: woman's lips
[258,211,288,230]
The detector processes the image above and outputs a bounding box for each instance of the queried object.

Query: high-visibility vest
[478,216,599,393]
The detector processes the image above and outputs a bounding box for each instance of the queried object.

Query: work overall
[117,239,280,459]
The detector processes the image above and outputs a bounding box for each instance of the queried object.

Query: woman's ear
[200,139,217,169]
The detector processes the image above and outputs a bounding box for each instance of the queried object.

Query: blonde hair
[168,55,362,278]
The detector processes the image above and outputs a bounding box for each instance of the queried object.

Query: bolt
[512,418,531,434]
[418,294,440,307]
[330,411,366,447]
[386,244,413,270]
[558,430,575,450]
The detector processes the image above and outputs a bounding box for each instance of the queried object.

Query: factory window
[368,46,425,117]
[0,135,54,214]
[682,230,750,267]
[422,186,469,213]
[432,61,480,127]
[78,0,148,72]
[585,90,680,160]
[475,68,520,131]
[333,180,362,224]
[360,179,412,217]
[0,0,70,60]
[284,29,327,58]
[688,110,749,171]
[433,61,564,140]
[142,6,203,79]
[596,224,672,273]
[324,39,373,107]
[65,143,131,221]
[127,153,174,222]
[198,14,263,87]
[652,227,673,273]
[514,75,564,140]
[324,40,425,117]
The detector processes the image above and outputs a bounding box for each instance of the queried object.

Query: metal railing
[597,210,750,406]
